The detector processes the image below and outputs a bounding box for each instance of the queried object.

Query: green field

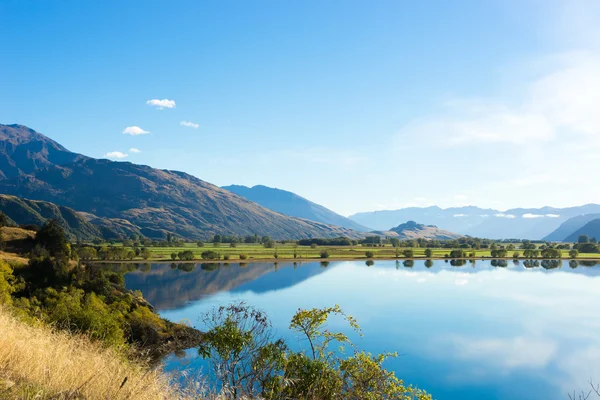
[94,242,600,262]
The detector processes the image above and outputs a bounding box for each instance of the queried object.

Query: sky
[1,0,599,216]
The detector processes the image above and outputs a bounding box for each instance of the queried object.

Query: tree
[171,252,177,260]
[569,249,579,259]
[320,250,330,259]
[197,241,205,247]
[578,235,589,244]
[365,251,374,258]
[402,249,414,258]
[424,248,433,258]
[78,247,97,260]
[36,220,70,257]
[140,248,152,260]
[0,212,9,228]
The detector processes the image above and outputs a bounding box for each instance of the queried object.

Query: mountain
[222,184,371,232]
[349,204,600,240]
[0,194,142,240]
[0,124,361,240]
[0,124,85,180]
[385,220,463,240]
[543,214,600,242]
[564,219,600,242]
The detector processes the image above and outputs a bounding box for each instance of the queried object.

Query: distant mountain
[385,220,463,240]
[543,214,600,242]
[564,219,600,242]
[222,184,370,232]
[350,205,600,240]
[0,124,361,240]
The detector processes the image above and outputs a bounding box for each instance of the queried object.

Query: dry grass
[0,251,28,265]
[0,227,35,242]
[0,307,198,400]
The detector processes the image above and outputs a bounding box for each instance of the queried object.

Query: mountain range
[221,184,371,232]
[1,123,598,242]
[0,124,361,240]
[349,205,600,240]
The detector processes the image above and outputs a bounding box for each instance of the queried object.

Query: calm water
[123,260,600,400]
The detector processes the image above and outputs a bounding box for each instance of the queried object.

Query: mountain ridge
[222,184,371,232]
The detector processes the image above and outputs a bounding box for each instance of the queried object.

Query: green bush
[320,250,330,259]
[197,303,431,399]
[201,250,220,260]
[365,251,374,258]
[239,254,248,260]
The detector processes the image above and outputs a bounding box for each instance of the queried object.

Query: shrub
[178,250,194,261]
[310,243,318,249]
[197,302,432,399]
[424,248,433,258]
[320,250,330,259]
[569,249,579,259]
[197,241,205,247]
[171,252,177,260]
[201,250,219,260]
[239,254,248,260]
[365,251,374,258]
[402,249,414,258]
[223,254,230,261]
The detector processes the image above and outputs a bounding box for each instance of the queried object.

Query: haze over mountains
[0,124,360,240]
[349,205,600,240]
[222,184,371,232]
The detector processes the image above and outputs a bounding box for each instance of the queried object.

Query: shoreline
[91,256,600,264]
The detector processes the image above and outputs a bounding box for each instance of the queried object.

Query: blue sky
[1,0,599,216]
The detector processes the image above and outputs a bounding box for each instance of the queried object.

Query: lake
[123,259,600,399]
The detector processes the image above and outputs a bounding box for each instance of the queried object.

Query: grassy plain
[112,242,600,262]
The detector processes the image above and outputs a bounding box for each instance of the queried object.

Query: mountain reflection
[123,262,332,310]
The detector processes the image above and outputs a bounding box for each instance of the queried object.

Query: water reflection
[119,260,600,400]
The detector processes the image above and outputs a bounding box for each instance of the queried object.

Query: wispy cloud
[180,121,199,128]
[495,213,516,219]
[123,126,149,135]
[129,148,141,153]
[146,98,176,109]
[104,151,128,159]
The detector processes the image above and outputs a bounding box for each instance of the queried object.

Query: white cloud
[495,213,516,219]
[104,151,128,159]
[522,213,545,219]
[454,194,468,201]
[453,214,467,217]
[123,126,149,135]
[546,214,560,218]
[447,336,556,369]
[146,98,176,109]
[129,148,141,153]
[180,121,199,129]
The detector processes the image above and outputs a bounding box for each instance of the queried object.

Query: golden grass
[0,307,195,400]
[0,227,35,242]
